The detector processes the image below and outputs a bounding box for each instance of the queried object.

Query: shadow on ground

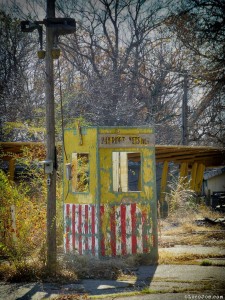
[0,264,158,299]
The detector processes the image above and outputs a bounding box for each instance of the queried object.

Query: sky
[0,0,46,20]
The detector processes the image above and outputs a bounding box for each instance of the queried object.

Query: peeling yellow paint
[63,127,156,206]
[63,127,157,256]
[63,127,98,204]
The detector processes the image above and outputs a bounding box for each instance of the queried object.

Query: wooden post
[9,158,16,181]
[190,162,198,190]
[45,0,57,273]
[179,162,188,180]
[195,163,205,194]
[160,161,169,203]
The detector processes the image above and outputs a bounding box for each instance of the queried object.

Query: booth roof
[0,142,225,168]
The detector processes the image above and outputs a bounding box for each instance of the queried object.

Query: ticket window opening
[112,152,141,192]
[71,153,89,192]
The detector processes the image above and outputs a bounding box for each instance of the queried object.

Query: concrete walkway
[0,263,224,300]
[1,245,225,300]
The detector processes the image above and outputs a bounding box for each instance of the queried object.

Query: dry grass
[53,295,89,300]
[0,260,78,283]
[158,198,225,266]
[159,199,225,246]
[159,249,225,265]
[62,253,149,280]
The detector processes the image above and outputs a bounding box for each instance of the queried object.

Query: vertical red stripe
[121,204,127,255]
[142,209,148,253]
[110,206,116,256]
[100,205,105,256]
[78,205,82,255]
[85,205,89,252]
[91,206,96,256]
[66,204,70,252]
[131,203,137,254]
[72,205,75,250]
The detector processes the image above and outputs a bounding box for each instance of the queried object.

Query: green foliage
[0,169,46,262]
[0,145,64,268]
[1,122,45,142]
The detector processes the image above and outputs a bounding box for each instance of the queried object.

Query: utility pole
[182,70,188,145]
[21,0,76,274]
[45,0,57,273]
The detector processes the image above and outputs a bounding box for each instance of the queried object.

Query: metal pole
[182,71,188,145]
[45,0,57,273]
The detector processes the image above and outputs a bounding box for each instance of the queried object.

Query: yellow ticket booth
[63,126,158,261]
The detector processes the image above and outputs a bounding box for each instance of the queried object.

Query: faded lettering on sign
[98,134,155,148]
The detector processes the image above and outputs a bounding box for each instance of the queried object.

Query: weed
[141,287,160,294]
[200,260,212,266]
[167,176,196,217]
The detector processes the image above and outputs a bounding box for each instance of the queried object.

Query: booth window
[71,153,89,192]
[112,152,141,192]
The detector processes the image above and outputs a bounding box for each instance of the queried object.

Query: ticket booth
[63,126,158,261]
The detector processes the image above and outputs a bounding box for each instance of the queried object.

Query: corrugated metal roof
[203,167,225,180]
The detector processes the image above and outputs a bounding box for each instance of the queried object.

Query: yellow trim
[179,162,188,179]
[190,162,198,190]
[195,163,205,193]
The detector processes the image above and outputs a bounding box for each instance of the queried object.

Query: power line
[57,58,68,162]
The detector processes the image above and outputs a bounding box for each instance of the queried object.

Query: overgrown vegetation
[158,175,225,266]
[0,168,46,261]
[0,146,64,281]
[166,176,196,217]
[164,175,224,226]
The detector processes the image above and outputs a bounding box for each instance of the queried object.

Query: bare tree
[167,0,225,146]
[0,9,45,141]
[55,0,188,144]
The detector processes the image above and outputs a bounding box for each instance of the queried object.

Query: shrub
[201,260,212,266]
[0,169,46,262]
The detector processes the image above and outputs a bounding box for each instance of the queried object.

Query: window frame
[71,152,90,193]
[112,151,142,193]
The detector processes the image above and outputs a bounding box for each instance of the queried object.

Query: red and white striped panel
[64,203,152,257]
[100,203,151,256]
[64,204,98,256]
